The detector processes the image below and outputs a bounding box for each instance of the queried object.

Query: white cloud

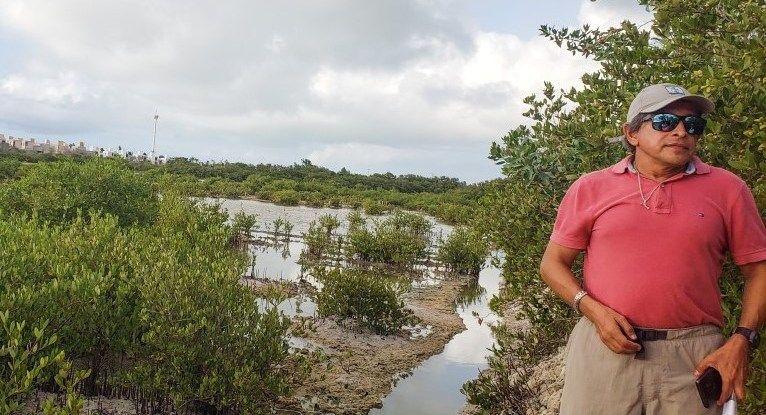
[308,143,410,166]
[577,0,653,28]
[1,71,92,104]
[266,35,287,53]
[0,1,644,181]
[461,32,599,96]
[310,68,402,101]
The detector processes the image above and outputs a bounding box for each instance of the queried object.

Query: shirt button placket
[653,183,672,214]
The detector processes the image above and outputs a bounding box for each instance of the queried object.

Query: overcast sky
[0,0,651,182]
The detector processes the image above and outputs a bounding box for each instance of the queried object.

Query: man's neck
[632,155,689,181]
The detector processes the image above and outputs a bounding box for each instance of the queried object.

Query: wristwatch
[733,327,760,352]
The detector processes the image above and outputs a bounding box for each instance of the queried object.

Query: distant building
[0,131,165,162]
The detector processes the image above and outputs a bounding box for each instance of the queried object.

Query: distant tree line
[0,151,486,225]
[152,157,467,194]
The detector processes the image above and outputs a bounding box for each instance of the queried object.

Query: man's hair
[622,113,645,154]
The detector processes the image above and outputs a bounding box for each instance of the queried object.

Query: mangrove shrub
[437,226,488,276]
[314,268,412,335]
[0,162,295,412]
[0,158,158,227]
[346,211,433,267]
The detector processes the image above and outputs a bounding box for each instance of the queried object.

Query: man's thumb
[694,362,711,378]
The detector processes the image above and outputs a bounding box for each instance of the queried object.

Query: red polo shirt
[551,156,766,328]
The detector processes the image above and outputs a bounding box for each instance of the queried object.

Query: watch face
[736,327,760,348]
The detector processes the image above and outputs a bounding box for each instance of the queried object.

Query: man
[539,83,766,414]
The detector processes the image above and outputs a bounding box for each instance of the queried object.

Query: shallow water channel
[216,198,501,414]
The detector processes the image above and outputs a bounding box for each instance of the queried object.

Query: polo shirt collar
[610,155,711,175]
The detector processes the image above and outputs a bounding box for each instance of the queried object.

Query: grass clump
[437,226,488,276]
[346,210,432,267]
[314,268,412,335]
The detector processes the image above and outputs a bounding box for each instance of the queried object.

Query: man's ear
[624,124,639,147]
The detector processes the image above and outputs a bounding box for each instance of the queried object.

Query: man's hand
[579,296,642,354]
[694,335,749,406]
[539,241,638,354]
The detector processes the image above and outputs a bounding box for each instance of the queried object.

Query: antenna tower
[152,110,159,161]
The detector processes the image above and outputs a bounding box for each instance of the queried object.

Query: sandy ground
[524,346,565,415]
[458,347,565,415]
[457,304,566,415]
[275,276,471,414]
[22,392,136,415]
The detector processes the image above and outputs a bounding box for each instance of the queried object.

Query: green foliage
[302,215,342,260]
[231,210,258,246]
[160,157,466,194]
[346,210,365,231]
[0,141,485,226]
[362,198,389,215]
[149,160,482,224]
[303,220,333,259]
[0,157,21,180]
[469,1,766,413]
[0,312,88,415]
[313,268,412,335]
[319,213,341,234]
[205,177,247,198]
[437,226,488,276]
[0,158,158,227]
[154,173,206,197]
[346,211,433,267]
[133,222,292,412]
[0,160,295,412]
[271,189,301,206]
[461,322,548,412]
[132,196,294,413]
[0,149,86,165]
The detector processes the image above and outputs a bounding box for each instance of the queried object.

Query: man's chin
[662,151,694,167]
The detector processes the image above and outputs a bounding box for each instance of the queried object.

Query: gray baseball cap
[608,83,715,143]
[626,83,715,122]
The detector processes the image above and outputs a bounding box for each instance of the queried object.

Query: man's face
[627,100,701,170]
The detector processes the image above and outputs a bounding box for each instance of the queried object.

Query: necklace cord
[637,173,667,209]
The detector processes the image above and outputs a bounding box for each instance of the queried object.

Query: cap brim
[641,95,715,115]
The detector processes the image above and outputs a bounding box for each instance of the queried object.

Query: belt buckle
[632,328,668,359]
[634,336,645,360]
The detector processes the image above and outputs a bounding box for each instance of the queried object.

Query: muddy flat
[277,276,470,414]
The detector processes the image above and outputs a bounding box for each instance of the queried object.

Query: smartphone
[696,366,722,408]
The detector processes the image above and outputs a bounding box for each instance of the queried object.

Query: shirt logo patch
[665,85,686,95]
[697,212,705,218]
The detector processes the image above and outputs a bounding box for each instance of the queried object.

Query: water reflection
[247,238,305,281]
[455,275,487,309]
[212,198,453,238]
[217,199,501,415]
[257,293,317,318]
[369,265,501,415]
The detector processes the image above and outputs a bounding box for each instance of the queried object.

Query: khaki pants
[560,317,724,415]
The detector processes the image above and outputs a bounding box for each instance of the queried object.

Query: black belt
[633,328,668,359]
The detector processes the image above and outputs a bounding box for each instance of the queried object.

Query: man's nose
[670,120,688,136]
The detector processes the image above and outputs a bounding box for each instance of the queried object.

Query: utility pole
[152,110,159,163]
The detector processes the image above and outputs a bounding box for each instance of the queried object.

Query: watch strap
[572,290,588,314]
[733,326,760,351]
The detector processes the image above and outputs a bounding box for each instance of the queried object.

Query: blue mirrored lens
[652,114,680,132]
[682,116,706,135]
[650,114,706,135]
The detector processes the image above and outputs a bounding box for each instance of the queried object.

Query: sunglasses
[642,113,706,135]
